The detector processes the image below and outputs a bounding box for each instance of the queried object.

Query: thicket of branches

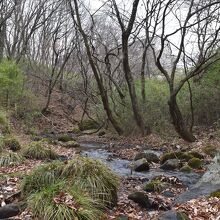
[0,0,220,141]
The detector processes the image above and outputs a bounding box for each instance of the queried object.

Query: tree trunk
[69,0,123,135]
[122,36,150,135]
[0,22,6,61]
[168,96,196,142]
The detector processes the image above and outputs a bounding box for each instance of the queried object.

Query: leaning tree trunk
[168,96,196,142]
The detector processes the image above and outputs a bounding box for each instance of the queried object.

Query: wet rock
[128,192,151,208]
[0,204,20,219]
[158,211,189,220]
[134,152,159,163]
[57,155,69,161]
[175,183,220,204]
[117,215,129,220]
[132,158,150,172]
[162,190,175,197]
[160,159,180,170]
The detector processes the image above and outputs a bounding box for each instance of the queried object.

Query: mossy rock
[189,151,204,159]
[62,141,80,148]
[3,137,21,151]
[180,165,192,173]
[78,119,99,131]
[210,189,220,198]
[188,157,202,169]
[57,134,74,142]
[202,145,219,157]
[160,152,193,164]
[144,180,167,192]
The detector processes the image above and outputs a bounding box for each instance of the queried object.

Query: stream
[79,142,201,188]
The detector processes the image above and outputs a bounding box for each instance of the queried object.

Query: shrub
[0,110,10,134]
[0,60,24,108]
[27,181,102,220]
[22,141,58,160]
[78,120,100,131]
[0,152,24,167]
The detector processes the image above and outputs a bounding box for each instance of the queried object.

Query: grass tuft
[21,161,64,195]
[28,181,102,220]
[0,152,24,167]
[22,141,58,160]
[62,156,119,207]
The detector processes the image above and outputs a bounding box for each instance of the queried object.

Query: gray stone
[175,183,220,204]
[0,204,20,219]
[133,158,150,172]
[128,192,151,208]
[160,159,180,170]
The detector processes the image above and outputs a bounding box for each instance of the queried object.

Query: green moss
[22,141,58,160]
[188,158,202,169]
[78,120,99,131]
[71,127,81,134]
[57,134,74,142]
[202,145,218,157]
[210,190,220,198]
[3,136,21,151]
[177,212,190,220]
[143,180,166,192]
[180,165,192,173]
[160,152,193,164]
[62,141,80,148]
[189,151,204,159]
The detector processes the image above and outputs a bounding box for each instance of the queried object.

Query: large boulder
[128,192,151,209]
[160,159,180,170]
[134,151,159,163]
[0,204,20,219]
[132,158,150,172]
